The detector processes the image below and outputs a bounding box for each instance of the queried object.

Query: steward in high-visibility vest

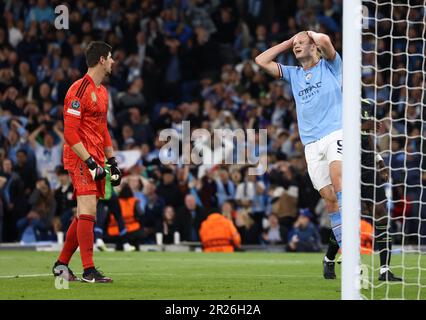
[108,197,141,237]
[360,219,373,255]
[199,213,241,252]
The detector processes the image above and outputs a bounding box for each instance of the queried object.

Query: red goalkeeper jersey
[63,74,112,170]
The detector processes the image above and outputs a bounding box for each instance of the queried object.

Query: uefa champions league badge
[91,91,97,102]
[71,100,80,109]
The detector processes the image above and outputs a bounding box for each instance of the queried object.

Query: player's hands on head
[307,31,317,40]
[286,34,296,47]
[107,157,122,186]
[85,156,107,181]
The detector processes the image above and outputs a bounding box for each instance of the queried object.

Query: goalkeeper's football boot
[323,257,337,279]
[82,267,113,283]
[378,270,402,282]
[52,261,80,281]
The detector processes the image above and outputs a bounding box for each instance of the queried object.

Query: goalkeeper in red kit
[52,41,122,283]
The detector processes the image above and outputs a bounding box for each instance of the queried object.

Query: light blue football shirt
[278,53,342,145]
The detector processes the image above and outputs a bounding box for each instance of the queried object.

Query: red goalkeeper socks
[77,214,96,269]
[58,215,96,269]
[58,217,79,265]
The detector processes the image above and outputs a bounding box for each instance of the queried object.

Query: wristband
[375,154,383,163]
[85,156,97,170]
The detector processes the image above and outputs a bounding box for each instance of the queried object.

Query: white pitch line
[0,272,321,279]
[0,273,52,279]
[1,271,423,281]
[93,257,311,265]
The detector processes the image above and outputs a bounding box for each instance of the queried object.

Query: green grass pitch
[0,250,425,300]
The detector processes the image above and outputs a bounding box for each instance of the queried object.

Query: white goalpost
[343,0,426,300]
[342,0,362,300]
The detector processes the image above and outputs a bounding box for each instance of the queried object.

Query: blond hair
[295,31,322,59]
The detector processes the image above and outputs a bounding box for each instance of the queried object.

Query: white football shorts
[304,129,343,191]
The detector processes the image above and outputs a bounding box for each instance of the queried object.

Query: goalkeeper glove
[107,156,122,186]
[85,156,107,181]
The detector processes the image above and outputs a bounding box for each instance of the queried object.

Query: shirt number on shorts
[337,140,343,154]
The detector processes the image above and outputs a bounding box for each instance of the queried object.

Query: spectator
[235,209,260,244]
[176,194,207,242]
[140,178,165,243]
[53,166,76,233]
[124,174,146,213]
[27,121,64,188]
[235,169,266,231]
[215,168,236,207]
[221,199,238,222]
[127,108,154,145]
[157,166,183,208]
[0,157,27,241]
[199,211,241,252]
[286,209,321,252]
[267,162,300,243]
[17,177,56,243]
[159,206,179,244]
[3,120,32,166]
[261,214,285,245]
[185,0,218,36]
[13,148,36,195]
[115,77,146,113]
[235,171,254,211]
[25,0,55,29]
[196,169,218,208]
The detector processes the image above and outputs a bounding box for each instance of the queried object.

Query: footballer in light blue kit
[255,31,343,280]
[277,50,342,146]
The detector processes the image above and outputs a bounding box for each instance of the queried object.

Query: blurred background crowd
[0,0,424,249]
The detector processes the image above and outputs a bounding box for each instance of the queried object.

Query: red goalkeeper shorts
[68,159,105,199]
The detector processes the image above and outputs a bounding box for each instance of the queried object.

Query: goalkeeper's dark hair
[85,41,112,68]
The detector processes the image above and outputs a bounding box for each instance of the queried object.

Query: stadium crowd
[0,0,424,248]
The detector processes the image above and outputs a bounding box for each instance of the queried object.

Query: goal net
[358,0,425,299]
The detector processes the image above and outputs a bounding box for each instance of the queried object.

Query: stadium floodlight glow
[342,0,362,300]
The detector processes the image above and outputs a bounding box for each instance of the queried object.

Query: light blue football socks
[329,191,343,247]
